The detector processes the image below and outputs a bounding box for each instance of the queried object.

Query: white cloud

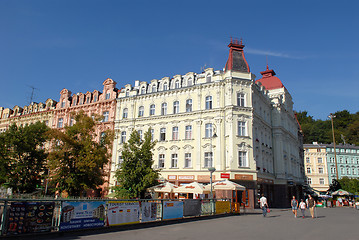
[246,47,310,59]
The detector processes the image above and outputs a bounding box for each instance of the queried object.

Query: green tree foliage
[0,122,49,193]
[296,110,359,144]
[338,177,359,195]
[328,179,342,192]
[48,111,113,197]
[113,129,159,199]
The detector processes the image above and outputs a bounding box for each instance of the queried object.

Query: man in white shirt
[259,194,268,217]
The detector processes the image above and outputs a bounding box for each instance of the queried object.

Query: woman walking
[291,196,298,218]
[299,199,306,218]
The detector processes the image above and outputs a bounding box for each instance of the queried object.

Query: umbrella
[212,179,246,191]
[148,182,178,193]
[332,189,352,196]
[173,182,210,194]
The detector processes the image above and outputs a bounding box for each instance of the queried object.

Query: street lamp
[208,167,216,199]
[328,113,339,180]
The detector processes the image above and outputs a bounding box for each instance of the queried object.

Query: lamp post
[328,113,339,180]
[208,167,216,214]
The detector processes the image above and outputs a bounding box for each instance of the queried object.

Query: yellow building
[110,40,304,208]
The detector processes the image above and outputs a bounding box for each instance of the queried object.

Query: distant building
[110,40,304,208]
[52,78,119,197]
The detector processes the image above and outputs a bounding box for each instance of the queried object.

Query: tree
[113,129,159,199]
[328,179,342,192]
[48,111,113,196]
[0,122,49,193]
[338,177,359,195]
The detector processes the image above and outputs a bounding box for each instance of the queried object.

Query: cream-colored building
[303,143,330,192]
[110,40,304,208]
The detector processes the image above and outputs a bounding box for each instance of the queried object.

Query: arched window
[141,86,146,94]
[126,89,130,97]
[187,78,193,86]
[152,85,157,92]
[163,82,168,91]
[175,80,180,89]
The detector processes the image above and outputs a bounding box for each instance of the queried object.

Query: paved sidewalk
[5,207,359,240]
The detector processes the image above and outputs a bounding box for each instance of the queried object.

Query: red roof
[255,65,284,90]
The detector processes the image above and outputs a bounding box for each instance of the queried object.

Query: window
[317,149,321,152]
[306,167,311,174]
[185,153,192,168]
[61,101,66,108]
[319,178,325,185]
[138,106,144,117]
[172,127,179,140]
[237,93,245,107]
[126,90,129,97]
[307,178,312,184]
[186,99,192,112]
[331,167,336,174]
[141,87,146,94]
[118,156,123,168]
[138,130,143,140]
[86,97,90,103]
[238,151,247,167]
[347,168,351,174]
[94,95,98,102]
[171,154,178,168]
[175,80,180,89]
[205,96,212,110]
[103,111,109,122]
[205,123,213,138]
[163,82,168,91]
[185,125,192,139]
[121,131,126,143]
[318,157,323,163]
[204,152,213,168]
[57,118,63,128]
[352,167,355,175]
[173,101,179,114]
[187,78,193,86]
[100,132,106,144]
[123,108,128,119]
[306,157,310,163]
[150,128,154,141]
[318,167,323,174]
[161,103,167,115]
[206,74,211,83]
[160,128,166,141]
[69,118,74,126]
[79,98,83,105]
[238,121,246,136]
[150,104,155,115]
[152,85,157,92]
[105,92,110,100]
[341,167,345,174]
[73,99,77,106]
[159,154,165,168]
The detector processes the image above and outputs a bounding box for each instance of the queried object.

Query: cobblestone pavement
[18,207,359,240]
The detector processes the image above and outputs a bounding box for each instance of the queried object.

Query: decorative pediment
[103,78,116,86]
[169,145,179,151]
[183,145,194,150]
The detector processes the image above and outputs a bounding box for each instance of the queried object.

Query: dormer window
[175,80,180,89]
[86,97,90,103]
[61,100,66,108]
[206,74,212,83]
[163,82,168,91]
[152,85,157,92]
[126,90,130,97]
[188,78,193,86]
[94,95,98,102]
[141,87,146,94]
[105,92,110,100]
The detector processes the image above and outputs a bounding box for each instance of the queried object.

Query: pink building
[52,78,118,197]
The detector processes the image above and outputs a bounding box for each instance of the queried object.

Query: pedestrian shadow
[267,215,280,218]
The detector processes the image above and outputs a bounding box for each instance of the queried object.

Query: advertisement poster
[140,202,157,222]
[163,201,183,220]
[7,202,55,235]
[215,201,231,214]
[183,199,201,217]
[60,201,105,231]
[107,201,140,226]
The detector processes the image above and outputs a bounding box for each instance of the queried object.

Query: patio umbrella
[148,182,178,193]
[332,189,352,196]
[212,179,246,191]
[173,182,210,194]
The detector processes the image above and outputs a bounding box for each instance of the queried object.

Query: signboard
[183,199,201,217]
[163,201,183,220]
[215,201,231,214]
[7,202,55,235]
[140,202,157,222]
[178,175,194,180]
[107,201,140,226]
[221,173,230,179]
[60,201,105,231]
[168,175,177,180]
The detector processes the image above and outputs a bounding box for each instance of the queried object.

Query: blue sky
[1,0,358,120]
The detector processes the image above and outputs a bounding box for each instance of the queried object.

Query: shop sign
[178,175,194,180]
[221,173,230,179]
[168,175,177,180]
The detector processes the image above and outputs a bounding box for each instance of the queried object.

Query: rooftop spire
[224,38,250,72]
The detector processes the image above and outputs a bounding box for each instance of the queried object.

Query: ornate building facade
[52,78,119,197]
[110,40,304,207]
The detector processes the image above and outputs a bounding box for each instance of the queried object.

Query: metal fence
[0,198,237,237]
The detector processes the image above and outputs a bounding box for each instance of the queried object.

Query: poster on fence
[140,202,157,222]
[107,201,140,226]
[215,201,231,214]
[163,201,183,220]
[59,201,105,231]
[183,199,201,217]
[7,202,55,235]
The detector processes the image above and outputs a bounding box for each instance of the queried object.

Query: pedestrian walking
[308,194,316,219]
[299,199,306,218]
[259,194,268,217]
[291,196,298,218]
